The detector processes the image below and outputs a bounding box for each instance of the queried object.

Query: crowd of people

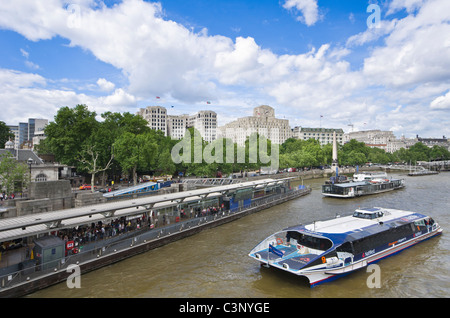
[0,192,15,202]
[56,203,227,253]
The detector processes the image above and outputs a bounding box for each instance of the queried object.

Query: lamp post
[27,158,33,183]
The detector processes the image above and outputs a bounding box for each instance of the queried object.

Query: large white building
[137,107,217,142]
[292,127,344,146]
[137,106,168,136]
[188,110,217,143]
[218,105,292,145]
[167,114,189,140]
[343,130,417,153]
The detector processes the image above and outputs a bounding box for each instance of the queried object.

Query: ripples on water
[29,173,450,298]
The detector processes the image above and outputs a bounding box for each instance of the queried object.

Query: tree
[345,151,367,166]
[0,152,29,194]
[408,142,430,162]
[44,104,99,169]
[114,132,158,185]
[429,145,450,161]
[0,121,14,149]
[77,143,114,193]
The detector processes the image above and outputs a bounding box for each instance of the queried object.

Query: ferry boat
[322,172,404,198]
[248,207,442,287]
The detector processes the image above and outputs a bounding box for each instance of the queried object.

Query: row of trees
[38,105,277,187]
[34,105,450,190]
[38,105,178,190]
[280,137,450,168]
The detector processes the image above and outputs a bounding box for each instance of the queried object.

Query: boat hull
[321,185,404,198]
[322,182,404,198]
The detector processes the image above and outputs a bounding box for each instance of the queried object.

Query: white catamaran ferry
[322,172,405,198]
[249,207,442,287]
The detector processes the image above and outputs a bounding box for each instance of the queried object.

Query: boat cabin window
[287,231,333,251]
[353,211,383,219]
[414,217,434,231]
[336,241,353,254]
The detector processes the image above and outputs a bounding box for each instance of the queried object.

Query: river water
[29,172,449,298]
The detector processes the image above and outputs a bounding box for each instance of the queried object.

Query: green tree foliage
[0,152,29,194]
[0,121,14,149]
[43,105,168,185]
[44,104,99,169]
[43,105,449,182]
[113,131,158,185]
[392,142,450,164]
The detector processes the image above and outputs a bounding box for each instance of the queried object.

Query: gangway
[103,182,159,198]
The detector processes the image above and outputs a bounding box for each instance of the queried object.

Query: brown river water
[28,172,449,298]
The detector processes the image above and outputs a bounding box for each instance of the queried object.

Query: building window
[35,173,47,182]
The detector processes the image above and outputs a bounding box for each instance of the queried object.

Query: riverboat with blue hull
[249,207,442,287]
[322,172,405,198]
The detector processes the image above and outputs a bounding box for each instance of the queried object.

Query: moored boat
[322,172,404,198]
[407,168,439,177]
[248,207,442,287]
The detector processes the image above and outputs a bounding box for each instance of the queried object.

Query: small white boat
[248,207,442,287]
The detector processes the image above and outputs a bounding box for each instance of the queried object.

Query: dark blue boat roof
[283,211,427,246]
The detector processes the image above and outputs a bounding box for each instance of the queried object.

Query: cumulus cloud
[0,68,137,124]
[96,78,115,92]
[0,0,449,138]
[362,0,450,87]
[387,0,426,15]
[282,0,320,26]
[430,91,450,110]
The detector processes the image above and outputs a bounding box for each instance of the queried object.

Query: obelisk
[332,131,338,176]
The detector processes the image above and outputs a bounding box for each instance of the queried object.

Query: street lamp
[27,158,33,183]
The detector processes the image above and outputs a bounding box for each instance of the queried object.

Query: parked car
[79,184,95,190]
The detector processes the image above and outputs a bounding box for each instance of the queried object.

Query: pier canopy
[0,178,292,241]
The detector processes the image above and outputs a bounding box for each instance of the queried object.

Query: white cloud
[346,19,398,47]
[25,60,40,70]
[0,68,137,124]
[20,48,29,59]
[0,0,449,139]
[363,0,450,87]
[430,91,450,110]
[387,0,426,15]
[96,78,115,92]
[282,0,320,26]
[100,88,136,107]
[19,48,40,70]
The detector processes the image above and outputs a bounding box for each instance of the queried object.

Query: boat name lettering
[401,215,420,222]
[397,237,406,244]
[363,249,375,257]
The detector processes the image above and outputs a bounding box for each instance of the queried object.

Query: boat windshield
[353,211,383,219]
[286,231,333,251]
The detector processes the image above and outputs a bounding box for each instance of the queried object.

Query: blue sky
[0,0,449,139]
